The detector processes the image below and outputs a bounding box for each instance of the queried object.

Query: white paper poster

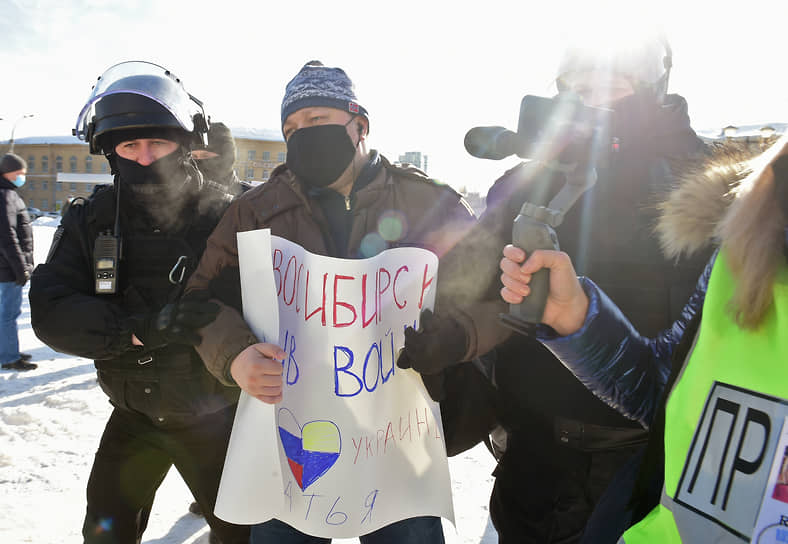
[214,229,454,538]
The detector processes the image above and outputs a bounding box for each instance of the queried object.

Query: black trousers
[82,404,249,544]
[490,437,641,544]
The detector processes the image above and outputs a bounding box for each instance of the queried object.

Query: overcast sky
[2,0,787,193]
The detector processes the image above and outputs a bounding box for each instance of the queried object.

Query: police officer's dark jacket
[29,177,241,426]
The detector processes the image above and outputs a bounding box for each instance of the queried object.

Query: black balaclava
[610,92,660,154]
[102,127,202,232]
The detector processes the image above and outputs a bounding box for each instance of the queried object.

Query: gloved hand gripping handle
[499,202,561,335]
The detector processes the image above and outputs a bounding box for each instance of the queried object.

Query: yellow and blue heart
[278,409,342,491]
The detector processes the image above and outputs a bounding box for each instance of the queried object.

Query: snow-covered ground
[0,220,498,544]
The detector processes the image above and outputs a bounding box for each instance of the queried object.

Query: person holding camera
[0,152,35,371]
[29,61,249,544]
[498,132,788,544]
[397,36,717,543]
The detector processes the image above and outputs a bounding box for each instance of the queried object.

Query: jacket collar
[268,151,390,217]
[655,141,763,260]
[0,176,17,191]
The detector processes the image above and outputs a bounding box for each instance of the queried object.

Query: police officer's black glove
[132,291,220,349]
[194,122,237,185]
[396,309,468,375]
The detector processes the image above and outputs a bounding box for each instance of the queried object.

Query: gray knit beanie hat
[280,60,368,130]
[0,153,27,174]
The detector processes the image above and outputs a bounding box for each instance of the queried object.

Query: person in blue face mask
[0,152,35,371]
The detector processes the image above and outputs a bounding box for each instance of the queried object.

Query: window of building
[27,156,35,173]
[56,156,63,172]
[57,182,63,191]
[277,152,286,163]
[55,200,63,210]
[41,156,49,173]
[70,183,77,191]
[27,199,34,207]
[263,170,269,180]
[70,156,77,173]
[245,167,254,179]
[41,198,48,209]
[262,151,270,161]
[28,181,35,190]
[101,162,107,173]
[42,181,48,190]
[85,155,93,172]
[247,150,256,161]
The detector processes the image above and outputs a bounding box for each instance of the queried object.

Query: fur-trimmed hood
[655,141,768,260]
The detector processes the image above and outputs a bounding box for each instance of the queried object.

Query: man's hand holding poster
[214,229,454,538]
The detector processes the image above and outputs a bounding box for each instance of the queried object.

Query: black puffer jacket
[0,177,33,283]
[30,178,241,427]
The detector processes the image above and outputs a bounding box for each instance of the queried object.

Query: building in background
[228,127,286,185]
[397,151,428,173]
[2,127,286,211]
[0,135,110,212]
[697,122,786,150]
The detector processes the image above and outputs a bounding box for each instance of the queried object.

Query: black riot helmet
[74,61,209,155]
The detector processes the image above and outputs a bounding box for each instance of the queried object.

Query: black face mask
[286,121,358,188]
[115,149,188,186]
[610,93,659,152]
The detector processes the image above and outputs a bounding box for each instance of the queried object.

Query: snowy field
[0,220,498,544]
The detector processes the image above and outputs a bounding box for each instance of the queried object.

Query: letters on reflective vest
[674,383,788,540]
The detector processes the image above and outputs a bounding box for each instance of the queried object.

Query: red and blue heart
[278,409,342,491]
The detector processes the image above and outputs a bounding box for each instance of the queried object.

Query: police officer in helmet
[29,61,248,544]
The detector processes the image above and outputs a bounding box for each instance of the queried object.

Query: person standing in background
[0,152,35,371]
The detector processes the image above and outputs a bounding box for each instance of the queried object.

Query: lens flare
[359,232,387,257]
[378,211,407,242]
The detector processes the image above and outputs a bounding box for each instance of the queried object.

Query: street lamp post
[9,114,34,153]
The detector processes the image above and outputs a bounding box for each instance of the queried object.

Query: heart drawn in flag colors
[278,408,342,491]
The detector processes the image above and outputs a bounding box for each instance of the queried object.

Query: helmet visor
[75,61,203,142]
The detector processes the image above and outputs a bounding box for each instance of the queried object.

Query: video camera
[464,94,616,169]
[465,94,617,330]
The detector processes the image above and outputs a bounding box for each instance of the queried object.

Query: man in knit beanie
[187,60,476,543]
[0,153,36,371]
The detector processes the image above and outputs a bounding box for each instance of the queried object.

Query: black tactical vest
[78,186,237,423]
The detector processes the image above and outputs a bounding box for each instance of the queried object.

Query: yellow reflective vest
[621,251,788,543]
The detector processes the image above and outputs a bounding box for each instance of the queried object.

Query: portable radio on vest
[94,232,119,294]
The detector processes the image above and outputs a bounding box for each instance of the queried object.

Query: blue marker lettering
[334,346,362,397]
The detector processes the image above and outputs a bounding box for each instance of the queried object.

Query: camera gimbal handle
[499,165,596,335]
